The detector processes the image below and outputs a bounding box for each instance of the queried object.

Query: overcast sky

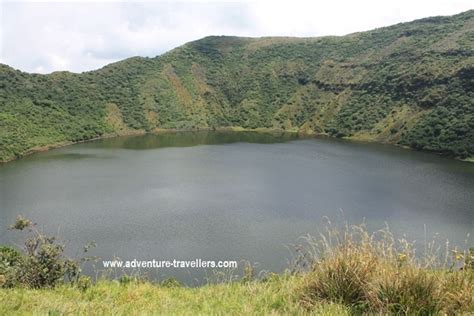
[1,0,472,73]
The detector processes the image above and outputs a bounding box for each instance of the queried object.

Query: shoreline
[1,126,472,164]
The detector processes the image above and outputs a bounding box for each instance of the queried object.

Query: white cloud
[1,0,472,73]
[249,0,473,36]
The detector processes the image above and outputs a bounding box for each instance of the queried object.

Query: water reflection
[0,132,473,285]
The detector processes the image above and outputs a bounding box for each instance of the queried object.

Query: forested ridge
[1,10,473,162]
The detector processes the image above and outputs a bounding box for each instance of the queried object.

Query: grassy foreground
[0,276,348,315]
[1,220,473,314]
[1,268,472,315]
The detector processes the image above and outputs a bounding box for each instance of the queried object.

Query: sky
[0,0,472,73]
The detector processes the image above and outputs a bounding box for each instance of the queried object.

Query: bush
[375,266,441,314]
[299,223,474,314]
[0,246,22,288]
[301,244,378,309]
[76,275,92,292]
[161,277,182,288]
[0,216,80,288]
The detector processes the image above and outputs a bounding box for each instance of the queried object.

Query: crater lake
[1,131,473,284]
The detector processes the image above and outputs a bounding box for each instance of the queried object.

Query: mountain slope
[1,10,473,162]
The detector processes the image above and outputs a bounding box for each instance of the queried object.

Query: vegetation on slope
[1,217,473,314]
[1,10,473,162]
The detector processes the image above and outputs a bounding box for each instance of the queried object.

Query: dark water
[1,131,473,284]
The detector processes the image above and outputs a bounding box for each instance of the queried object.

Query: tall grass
[1,217,472,314]
[298,222,473,314]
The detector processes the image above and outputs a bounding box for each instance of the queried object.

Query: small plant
[118,274,134,285]
[161,277,181,288]
[0,216,80,288]
[76,275,92,292]
[0,246,22,288]
[118,274,146,285]
[464,247,474,270]
[242,261,255,283]
[9,215,32,230]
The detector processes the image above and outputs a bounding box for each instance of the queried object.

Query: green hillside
[1,10,473,162]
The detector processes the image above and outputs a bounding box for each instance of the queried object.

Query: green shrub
[161,277,181,288]
[1,216,80,288]
[76,275,92,292]
[0,246,23,288]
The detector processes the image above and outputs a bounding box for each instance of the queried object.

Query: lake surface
[1,131,473,284]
